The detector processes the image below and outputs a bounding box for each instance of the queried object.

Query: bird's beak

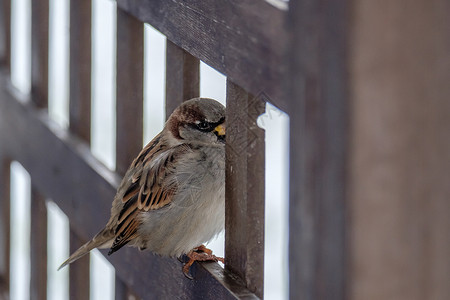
[214,124,226,142]
[214,124,226,136]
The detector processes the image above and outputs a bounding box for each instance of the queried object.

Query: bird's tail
[58,228,114,270]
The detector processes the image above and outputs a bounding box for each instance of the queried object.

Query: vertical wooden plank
[30,186,47,300]
[349,1,450,299]
[68,1,92,296]
[287,0,349,299]
[0,0,11,72]
[225,80,265,298]
[69,0,92,143]
[165,40,199,119]
[115,8,144,296]
[69,231,90,300]
[0,156,10,298]
[31,0,49,108]
[116,8,143,175]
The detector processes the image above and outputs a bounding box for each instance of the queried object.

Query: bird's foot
[182,245,224,279]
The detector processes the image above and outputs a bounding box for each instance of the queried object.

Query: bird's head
[166,98,226,145]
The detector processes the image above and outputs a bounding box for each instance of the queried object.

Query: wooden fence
[1,0,450,299]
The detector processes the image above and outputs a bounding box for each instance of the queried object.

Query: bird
[59,98,226,278]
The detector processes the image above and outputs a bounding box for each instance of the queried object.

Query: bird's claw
[181,245,224,280]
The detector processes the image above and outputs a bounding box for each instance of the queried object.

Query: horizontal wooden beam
[0,70,258,300]
[117,0,288,112]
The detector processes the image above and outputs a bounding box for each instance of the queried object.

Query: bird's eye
[196,121,210,131]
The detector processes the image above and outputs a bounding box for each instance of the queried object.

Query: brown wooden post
[287,0,349,299]
[70,0,92,143]
[115,8,144,298]
[225,80,265,298]
[68,1,92,297]
[31,0,49,108]
[30,187,47,300]
[0,2,11,296]
[165,40,199,119]
[0,0,11,72]
[30,1,50,297]
[116,8,144,175]
[0,155,10,298]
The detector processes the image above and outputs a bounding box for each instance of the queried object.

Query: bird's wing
[109,135,190,254]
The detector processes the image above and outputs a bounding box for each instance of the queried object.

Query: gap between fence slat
[116,8,144,175]
[0,0,11,72]
[31,0,49,108]
[69,0,92,143]
[69,231,90,300]
[165,40,199,119]
[225,80,265,298]
[30,186,47,300]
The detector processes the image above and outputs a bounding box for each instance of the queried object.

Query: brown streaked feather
[109,216,140,255]
[112,137,191,253]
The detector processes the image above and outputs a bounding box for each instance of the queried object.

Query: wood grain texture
[0,71,258,300]
[69,0,92,143]
[118,0,288,112]
[225,80,265,298]
[287,0,349,299]
[31,0,49,108]
[69,231,90,300]
[349,1,450,299]
[165,40,199,119]
[0,0,11,72]
[30,187,47,300]
[116,9,144,175]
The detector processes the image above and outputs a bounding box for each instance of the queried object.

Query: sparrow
[59,98,226,278]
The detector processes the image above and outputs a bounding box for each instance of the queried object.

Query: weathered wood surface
[0,71,258,299]
[69,0,92,143]
[29,5,49,297]
[68,2,93,294]
[287,0,349,299]
[31,0,49,110]
[165,40,199,119]
[0,154,10,298]
[30,188,47,300]
[225,81,265,298]
[116,9,144,175]
[31,0,49,107]
[0,0,11,71]
[0,4,11,296]
[117,0,288,112]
